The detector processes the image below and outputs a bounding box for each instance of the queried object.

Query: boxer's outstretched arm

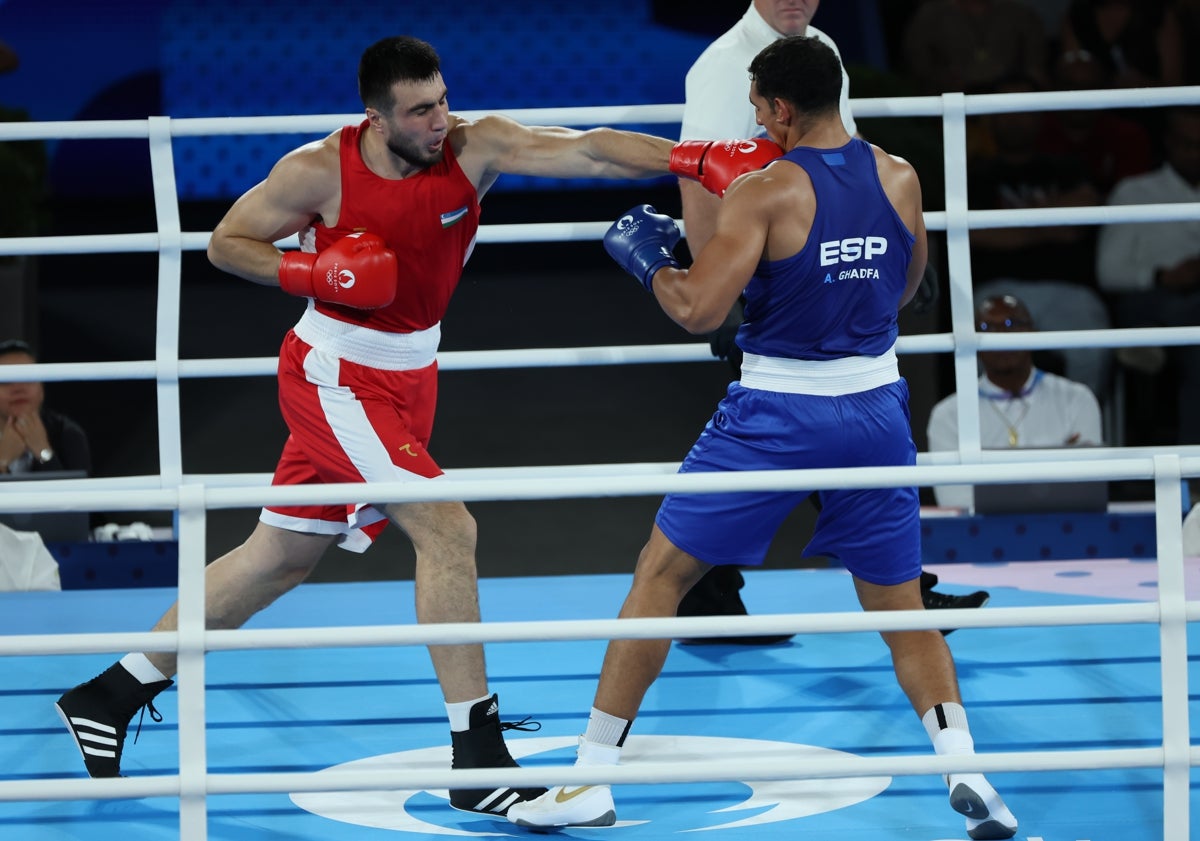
[457,114,674,183]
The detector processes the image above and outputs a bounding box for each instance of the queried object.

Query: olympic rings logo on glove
[321,266,358,291]
[615,214,641,236]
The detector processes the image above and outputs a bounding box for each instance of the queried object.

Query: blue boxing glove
[604,205,681,292]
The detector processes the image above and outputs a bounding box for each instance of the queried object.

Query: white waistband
[293,304,440,370]
[740,347,900,396]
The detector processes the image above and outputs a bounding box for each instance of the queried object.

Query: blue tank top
[737,138,915,361]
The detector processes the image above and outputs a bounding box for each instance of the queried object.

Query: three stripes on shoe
[57,709,118,760]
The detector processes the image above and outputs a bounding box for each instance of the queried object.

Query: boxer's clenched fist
[603,205,681,293]
[278,232,398,309]
[669,138,784,197]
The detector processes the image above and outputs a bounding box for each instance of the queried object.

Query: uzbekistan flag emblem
[441,206,469,228]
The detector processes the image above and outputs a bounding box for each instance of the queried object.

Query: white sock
[584,707,631,747]
[120,653,169,684]
[445,694,492,732]
[922,701,971,744]
[575,735,621,767]
[923,702,976,781]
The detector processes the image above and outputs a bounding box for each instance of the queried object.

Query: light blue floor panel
[1,561,1196,840]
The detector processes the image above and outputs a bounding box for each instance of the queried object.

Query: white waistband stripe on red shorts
[293,303,441,370]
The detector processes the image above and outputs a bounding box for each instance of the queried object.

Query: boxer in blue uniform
[508,35,1017,840]
[655,132,921,583]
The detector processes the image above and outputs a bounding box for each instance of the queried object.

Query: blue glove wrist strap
[640,255,680,293]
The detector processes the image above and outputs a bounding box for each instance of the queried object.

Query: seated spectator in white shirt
[927,294,1103,509]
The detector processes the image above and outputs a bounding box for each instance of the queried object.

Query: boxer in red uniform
[53,35,779,817]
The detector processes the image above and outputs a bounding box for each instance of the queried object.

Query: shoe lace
[500,716,541,733]
[132,700,163,744]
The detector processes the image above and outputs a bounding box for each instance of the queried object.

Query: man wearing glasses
[926,294,1103,510]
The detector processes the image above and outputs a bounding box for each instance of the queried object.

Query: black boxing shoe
[55,662,173,778]
[922,577,991,636]
[677,566,793,646]
[448,694,546,817]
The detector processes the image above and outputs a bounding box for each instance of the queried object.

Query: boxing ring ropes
[1,84,1199,840]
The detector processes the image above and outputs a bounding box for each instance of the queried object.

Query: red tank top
[306,120,481,333]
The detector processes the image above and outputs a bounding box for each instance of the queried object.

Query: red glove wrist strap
[278,251,317,297]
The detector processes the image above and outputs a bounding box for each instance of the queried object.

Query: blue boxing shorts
[655,379,921,586]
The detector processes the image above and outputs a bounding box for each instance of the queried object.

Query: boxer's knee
[387,500,477,558]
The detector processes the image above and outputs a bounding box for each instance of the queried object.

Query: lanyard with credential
[979,370,1044,447]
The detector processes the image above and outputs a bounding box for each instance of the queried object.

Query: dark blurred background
[0,0,1191,581]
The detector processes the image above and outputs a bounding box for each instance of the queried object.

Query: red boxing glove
[669,138,784,197]
[278,232,398,309]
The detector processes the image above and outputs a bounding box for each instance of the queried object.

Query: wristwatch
[37,447,54,464]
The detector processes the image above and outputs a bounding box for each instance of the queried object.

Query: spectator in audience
[927,295,1103,509]
[1038,49,1154,198]
[1015,0,1074,35]
[0,339,91,476]
[968,74,1113,403]
[1096,106,1200,444]
[0,39,17,75]
[1173,0,1200,84]
[902,0,1048,95]
[1059,0,1185,89]
[969,75,1100,288]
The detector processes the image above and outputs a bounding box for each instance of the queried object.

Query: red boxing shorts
[260,328,442,552]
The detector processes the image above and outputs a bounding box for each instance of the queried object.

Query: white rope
[0,443,1197,511]
[0,202,1193,267]
[2,202,1196,259]
[0,325,1197,387]
[2,454,1200,516]
[2,86,1195,143]
[3,86,1198,835]
[0,601,1173,658]
[0,456,1188,514]
[0,746,1171,803]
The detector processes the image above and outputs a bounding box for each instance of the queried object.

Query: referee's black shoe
[921,571,990,635]
[677,566,793,646]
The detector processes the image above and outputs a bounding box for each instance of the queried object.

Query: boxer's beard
[386,134,441,169]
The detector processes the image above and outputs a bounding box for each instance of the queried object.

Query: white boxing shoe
[507,736,621,828]
[506,782,616,828]
[948,773,1018,840]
